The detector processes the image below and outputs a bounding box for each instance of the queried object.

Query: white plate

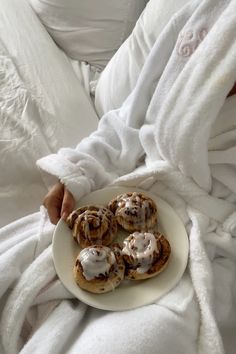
[52,186,189,311]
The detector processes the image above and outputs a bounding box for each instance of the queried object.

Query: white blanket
[1,0,236,353]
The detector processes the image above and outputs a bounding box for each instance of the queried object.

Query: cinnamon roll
[73,244,125,293]
[108,192,158,232]
[122,231,171,280]
[66,205,117,248]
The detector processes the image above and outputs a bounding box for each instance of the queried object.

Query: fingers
[47,204,61,225]
[61,188,75,221]
[43,182,75,224]
[43,182,64,225]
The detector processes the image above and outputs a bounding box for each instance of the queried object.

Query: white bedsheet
[0,0,98,227]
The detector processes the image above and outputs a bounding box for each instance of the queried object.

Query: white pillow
[95,0,189,116]
[29,0,148,70]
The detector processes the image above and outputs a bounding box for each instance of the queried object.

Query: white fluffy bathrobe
[1,0,236,353]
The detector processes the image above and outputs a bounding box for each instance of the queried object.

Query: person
[43,79,236,225]
[40,0,195,225]
[41,0,236,223]
[38,8,236,348]
[11,1,236,353]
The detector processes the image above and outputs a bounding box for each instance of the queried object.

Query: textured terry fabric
[95,0,189,116]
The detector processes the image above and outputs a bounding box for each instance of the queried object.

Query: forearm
[37,109,144,200]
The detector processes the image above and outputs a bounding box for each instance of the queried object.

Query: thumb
[61,188,75,221]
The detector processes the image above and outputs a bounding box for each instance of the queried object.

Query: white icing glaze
[117,193,152,222]
[122,232,159,273]
[73,207,111,244]
[78,246,116,280]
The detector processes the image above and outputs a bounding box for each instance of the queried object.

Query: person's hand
[43,181,75,225]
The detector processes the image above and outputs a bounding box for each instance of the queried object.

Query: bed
[0,0,236,353]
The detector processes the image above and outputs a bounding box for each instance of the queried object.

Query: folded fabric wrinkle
[0,0,236,353]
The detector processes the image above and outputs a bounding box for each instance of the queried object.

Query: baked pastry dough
[73,244,125,293]
[108,192,158,232]
[66,205,117,248]
[122,231,171,280]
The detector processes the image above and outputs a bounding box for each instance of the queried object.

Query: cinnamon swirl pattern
[122,231,171,280]
[67,191,171,293]
[66,205,117,248]
[108,192,158,232]
[73,244,125,293]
